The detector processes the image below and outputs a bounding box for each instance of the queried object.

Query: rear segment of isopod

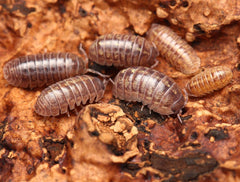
[3,52,88,89]
[88,34,159,68]
[34,75,106,116]
[146,24,201,75]
[112,67,185,116]
[186,66,233,97]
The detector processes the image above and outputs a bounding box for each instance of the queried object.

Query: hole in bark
[204,128,229,141]
[79,7,88,17]
[59,5,66,14]
[193,24,205,34]
[169,0,176,6]
[182,1,189,7]
[27,22,32,28]
[159,3,167,8]
[191,131,198,139]
[90,130,100,136]
[237,63,240,71]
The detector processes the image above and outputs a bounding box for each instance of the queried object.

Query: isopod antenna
[78,43,110,78]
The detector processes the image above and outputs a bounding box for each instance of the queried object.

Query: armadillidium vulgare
[112,67,186,123]
[88,34,159,68]
[186,66,233,97]
[146,24,201,75]
[34,75,107,116]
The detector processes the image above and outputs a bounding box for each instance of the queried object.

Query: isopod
[186,66,233,97]
[34,75,107,116]
[112,67,186,123]
[146,24,201,75]
[3,46,107,89]
[88,34,159,68]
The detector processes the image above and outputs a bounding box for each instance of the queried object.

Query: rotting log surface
[0,0,240,181]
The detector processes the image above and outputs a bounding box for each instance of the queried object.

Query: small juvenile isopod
[34,75,107,116]
[3,47,107,89]
[88,34,159,68]
[186,66,233,97]
[146,24,201,75]
[112,67,186,123]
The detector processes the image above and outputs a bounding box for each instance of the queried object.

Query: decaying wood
[0,0,240,181]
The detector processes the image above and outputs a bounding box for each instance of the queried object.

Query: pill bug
[112,67,186,123]
[88,34,159,68]
[3,47,107,89]
[186,66,233,97]
[34,75,107,116]
[146,24,201,75]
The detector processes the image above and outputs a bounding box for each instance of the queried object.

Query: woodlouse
[3,47,107,89]
[88,34,159,68]
[112,67,186,122]
[34,75,107,116]
[146,24,201,75]
[186,66,233,97]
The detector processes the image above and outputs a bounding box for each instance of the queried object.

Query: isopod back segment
[88,34,159,68]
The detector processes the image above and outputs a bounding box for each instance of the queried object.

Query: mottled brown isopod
[112,67,186,121]
[89,34,159,68]
[34,75,107,116]
[3,52,88,89]
[146,24,201,75]
[186,66,233,97]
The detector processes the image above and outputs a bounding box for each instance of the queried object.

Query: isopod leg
[177,114,183,124]
[66,110,70,117]
[109,78,114,85]
[86,68,110,78]
[103,78,110,88]
[126,102,130,106]
[78,43,88,63]
[150,59,159,69]
[182,88,189,106]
